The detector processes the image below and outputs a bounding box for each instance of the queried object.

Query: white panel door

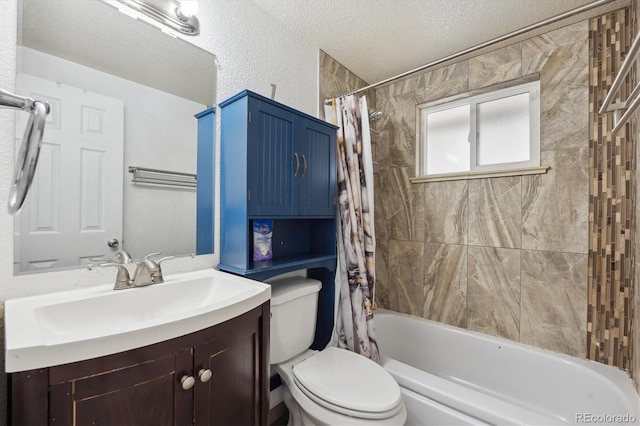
[14,74,124,272]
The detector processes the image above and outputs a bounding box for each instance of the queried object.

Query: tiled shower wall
[634,0,640,393]
[371,21,591,358]
[318,10,639,387]
[589,7,636,379]
[319,25,590,357]
[318,50,374,120]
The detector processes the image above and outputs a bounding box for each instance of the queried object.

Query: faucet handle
[143,252,175,266]
[156,256,175,265]
[115,250,132,264]
[100,262,132,290]
[140,253,175,284]
[144,252,163,260]
[90,256,114,263]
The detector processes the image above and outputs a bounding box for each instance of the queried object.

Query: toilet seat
[292,347,403,420]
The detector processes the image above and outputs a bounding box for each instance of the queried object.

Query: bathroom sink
[5,269,271,372]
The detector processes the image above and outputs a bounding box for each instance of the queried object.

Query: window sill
[410,165,550,184]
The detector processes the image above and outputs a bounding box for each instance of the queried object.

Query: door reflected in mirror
[14,0,217,274]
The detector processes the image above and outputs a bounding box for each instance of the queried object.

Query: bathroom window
[416,79,541,180]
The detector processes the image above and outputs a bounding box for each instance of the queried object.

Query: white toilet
[269,276,406,426]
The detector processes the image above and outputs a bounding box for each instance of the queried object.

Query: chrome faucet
[101,252,174,290]
[131,252,175,287]
[100,263,133,290]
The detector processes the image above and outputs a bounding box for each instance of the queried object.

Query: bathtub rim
[373,308,640,416]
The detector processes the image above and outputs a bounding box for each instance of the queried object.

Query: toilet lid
[292,347,402,417]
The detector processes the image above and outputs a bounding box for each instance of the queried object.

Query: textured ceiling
[252,0,621,84]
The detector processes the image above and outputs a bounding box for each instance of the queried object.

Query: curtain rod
[328,0,616,100]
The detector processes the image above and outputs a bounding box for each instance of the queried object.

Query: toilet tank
[269,276,322,364]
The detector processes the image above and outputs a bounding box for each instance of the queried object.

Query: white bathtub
[374,309,640,425]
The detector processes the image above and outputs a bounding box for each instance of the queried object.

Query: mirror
[14,0,217,274]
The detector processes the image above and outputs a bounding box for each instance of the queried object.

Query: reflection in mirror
[14,0,217,274]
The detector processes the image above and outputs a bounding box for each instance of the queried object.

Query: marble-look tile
[374,97,391,168]
[381,167,421,242]
[374,238,390,310]
[468,177,521,248]
[521,22,587,57]
[388,240,426,316]
[414,77,468,106]
[467,246,520,340]
[470,44,521,73]
[404,62,470,105]
[522,147,589,254]
[388,74,422,98]
[373,171,390,242]
[376,84,390,100]
[469,44,522,90]
[318,50,370,120]
[319,50,368,92]
[387,94,418,169]
[416,62,469,90]
[417,180,468,245]
[520,250,588,357]
[422,243,467,328]
[538,45,589,152]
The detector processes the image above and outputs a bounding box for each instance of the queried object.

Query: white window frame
[415,78,541,180]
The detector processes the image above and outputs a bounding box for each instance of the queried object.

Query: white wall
[0,0,319,299]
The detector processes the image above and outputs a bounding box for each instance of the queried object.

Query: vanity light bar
[129,166,196,188]
[114,0,200,36]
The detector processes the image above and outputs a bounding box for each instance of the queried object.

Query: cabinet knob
[181,375,196,390]
[198,368,213,383]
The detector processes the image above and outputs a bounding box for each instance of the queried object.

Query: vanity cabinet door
[9,303,269,426]
[47,348,193,426]
[193,311,267,426]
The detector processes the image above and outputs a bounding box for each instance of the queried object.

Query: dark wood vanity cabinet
[9,303,270,426]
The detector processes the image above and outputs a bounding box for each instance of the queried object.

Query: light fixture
[115,0,200,35]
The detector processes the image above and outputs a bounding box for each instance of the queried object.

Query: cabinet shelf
[219,253,336,281]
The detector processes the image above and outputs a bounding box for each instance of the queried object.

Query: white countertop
[5,269,271,372]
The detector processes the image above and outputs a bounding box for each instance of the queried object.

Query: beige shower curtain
[325,94,379,362]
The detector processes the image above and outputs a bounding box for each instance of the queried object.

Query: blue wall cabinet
[219,91,337,348]
[219,90,337,278]
[195,107,215,255]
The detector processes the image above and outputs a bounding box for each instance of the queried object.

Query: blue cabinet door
[298,118,336,217]
[247,100,298,216]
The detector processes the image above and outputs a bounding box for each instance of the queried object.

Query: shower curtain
[325,95,380,362]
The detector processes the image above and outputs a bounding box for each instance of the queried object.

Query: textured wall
[588,6,636,378]
[372,21,590,358]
